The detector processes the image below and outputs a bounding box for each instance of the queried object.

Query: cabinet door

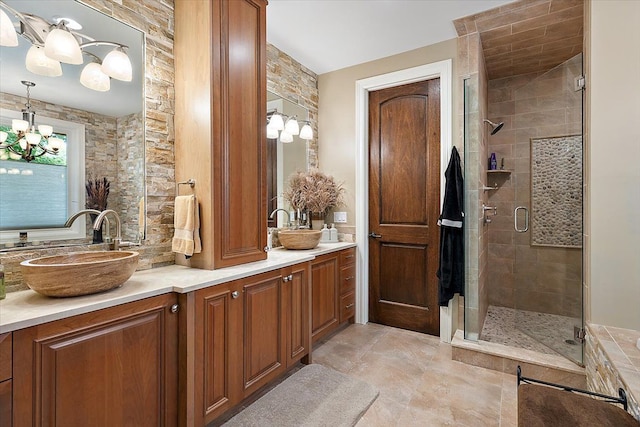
[13,294,179,427]
[282,263,310,367]
[193,282,243,425]
[242,270,286,396]
[0,380,10,427]
[311,252,340,343]
[212,0,268,268]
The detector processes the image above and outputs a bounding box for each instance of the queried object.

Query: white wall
[317,39,458,229]
[589,0,640,329]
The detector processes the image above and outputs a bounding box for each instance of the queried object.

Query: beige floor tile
[313,323,518,427]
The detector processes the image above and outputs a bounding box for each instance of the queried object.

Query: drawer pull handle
[231,291,239,299]
[345,276,354,281]
[345,303,354,309]
[345,254,354,259]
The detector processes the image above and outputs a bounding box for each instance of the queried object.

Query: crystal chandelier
[0,81,63,162]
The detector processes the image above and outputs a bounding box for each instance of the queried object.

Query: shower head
[483,119,504,135]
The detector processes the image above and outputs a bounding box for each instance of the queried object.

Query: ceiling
[266,0,516,75]
[454,0,584,79]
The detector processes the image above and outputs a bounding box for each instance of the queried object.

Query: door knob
[368,232,382,238]
[231,291,239,299]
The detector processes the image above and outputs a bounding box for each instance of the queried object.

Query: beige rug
[222,364,379,427]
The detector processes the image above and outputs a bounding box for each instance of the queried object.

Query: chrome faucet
[269,208,291,227]
[93,209,138,250]
[65,209,110,243]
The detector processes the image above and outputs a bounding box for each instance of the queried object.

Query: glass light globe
[48,137,64,150]
[25,45,63,77]
[0,9,18,47]
[279,131,293,143]
[299,123,313,140]
[44,27,83,64]
[80,62,111,92]
[12,119,29,133]
[38,125,53,137]
[284,118,299,135]
[266,126,279,139]
[102,47,132,82]
[26,132,42,146]
[268,113,284,131]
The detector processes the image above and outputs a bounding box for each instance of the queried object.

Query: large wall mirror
[0,0,145,245]
[267,91,309,228]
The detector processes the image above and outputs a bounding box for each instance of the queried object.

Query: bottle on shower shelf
[489,152,497,170]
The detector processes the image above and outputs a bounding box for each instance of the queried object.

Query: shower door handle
[514,206,529,233]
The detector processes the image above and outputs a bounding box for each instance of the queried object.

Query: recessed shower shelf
[486,170,512,174]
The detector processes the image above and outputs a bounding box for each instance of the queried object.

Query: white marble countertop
[0,242,356,334]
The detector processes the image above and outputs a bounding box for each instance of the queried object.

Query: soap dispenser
[329,223,338,242]
[321,224,330,243]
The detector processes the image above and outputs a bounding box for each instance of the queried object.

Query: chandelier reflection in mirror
[0,80,63,162]
[267,111,313,143]
[0,0,132,92]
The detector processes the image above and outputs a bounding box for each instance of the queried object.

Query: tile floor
[312,323,517,426]
[480,305,582,362]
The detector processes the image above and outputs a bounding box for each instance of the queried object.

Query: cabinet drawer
[339,264,356,295]
[0,333,11,382]
[339,291,355,323]
[339,248,356,266]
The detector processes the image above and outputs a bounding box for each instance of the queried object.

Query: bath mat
[222,364,379,427]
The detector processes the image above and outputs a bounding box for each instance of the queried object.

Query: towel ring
[176,179,196,195]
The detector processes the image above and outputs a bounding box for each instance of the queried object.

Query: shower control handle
[514,206,529,233]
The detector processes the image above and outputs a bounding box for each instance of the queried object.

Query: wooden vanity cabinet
[175,0,268,269]
[311,248,357,344]
[0,333,12,427]
[12,294,179,427]
[311,252,340,343]
[186,264,311,426]
[339,247,357,323]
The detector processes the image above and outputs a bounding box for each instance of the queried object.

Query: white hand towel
[172,195,202,257]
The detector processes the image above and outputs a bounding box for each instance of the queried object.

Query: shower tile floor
[480,305,582,362]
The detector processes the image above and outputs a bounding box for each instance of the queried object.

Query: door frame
[354,59,453,340]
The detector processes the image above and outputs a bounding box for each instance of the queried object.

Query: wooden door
[282,263,311,367]
[310,252,340,343]
[242,270,286,396]
[12,294,179,427]
[193,282,243,425]
[368,78,441,335]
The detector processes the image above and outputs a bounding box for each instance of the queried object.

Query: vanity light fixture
[0,81,63,162]
[267,111,313,142]
[0,0,133,90]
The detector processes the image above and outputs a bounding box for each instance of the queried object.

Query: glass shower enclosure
[464,53,584,365]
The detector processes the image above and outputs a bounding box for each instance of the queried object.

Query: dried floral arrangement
[284,169,344,216]
[86,177,110,211]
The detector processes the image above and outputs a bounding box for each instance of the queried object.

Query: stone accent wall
[267,43,319,169]
[117,112,145,240]
[586,324,640,421]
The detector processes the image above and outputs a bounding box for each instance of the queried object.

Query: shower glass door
[513,53,584,365]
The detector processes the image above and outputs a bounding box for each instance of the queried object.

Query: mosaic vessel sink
[21,251,139,297]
